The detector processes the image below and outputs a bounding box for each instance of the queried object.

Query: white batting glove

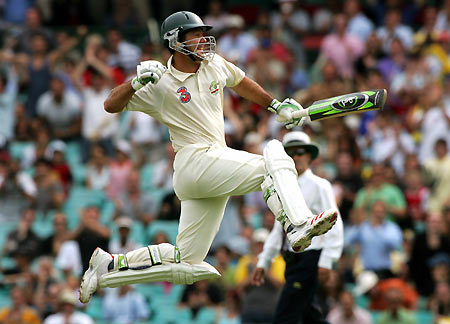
[131,60,167,91]
[268,98,305,129]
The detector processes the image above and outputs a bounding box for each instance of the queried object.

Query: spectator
[106,29,141,75]
[435,0,450,32]
[44,289,94,324]
[346,201,403,278]
[320,13,365,79]
[109,217,142,254]
[370,115,416,177]
[127,110,165,166]
[377,287,417,324]
[46,141,72,191]
[333,152,364,221]
[33,158,63,214]
[376,9,414,54]
[0,286,41,324]
[0,66,18,141]
[354,164,406,222]
[369,277,419,311]
[85,144,111,191]
[2,208,41,286]
[32,257,60,315]
[246,24,291,100]
[203,0,231,37]
[344,0,374,42]
[217,289,242,324]
[402,170,429,224]
[36,74,81,140]
[270,0,309,66]
[102,285,150,323]
[73,51,118,160]
[428,281,450,321]
[326,290,373,324]
[65,204,110,273]
[235,228,284,324]
[217,15,258,68]
[13,7,54,52]
[79,34,126,88]
[106,140,134,200]
[409,212,450,296]
[0,159,37,222]
[424,138,450,212]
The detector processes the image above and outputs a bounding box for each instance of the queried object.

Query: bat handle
[292,108,310,119]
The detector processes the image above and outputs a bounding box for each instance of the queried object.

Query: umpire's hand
[251,267,265,286]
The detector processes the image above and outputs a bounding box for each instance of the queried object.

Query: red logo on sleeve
[177,87,191,103]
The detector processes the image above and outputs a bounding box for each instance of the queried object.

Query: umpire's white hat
[282,131,319,160]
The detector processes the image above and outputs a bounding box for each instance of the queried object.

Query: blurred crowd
[0,0,449,323]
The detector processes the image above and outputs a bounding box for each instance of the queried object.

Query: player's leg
[80,196,229,303]
[262,139,337,251]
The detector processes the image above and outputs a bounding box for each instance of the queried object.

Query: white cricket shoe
[79,247,113,303]
[286,209,338,252]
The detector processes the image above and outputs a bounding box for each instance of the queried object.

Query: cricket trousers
[273,250,329,324]
[173,143,266,264]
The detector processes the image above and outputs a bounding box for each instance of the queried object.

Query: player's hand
[251,267,265,286]
[268,98,305,129]
[131,60,167,90]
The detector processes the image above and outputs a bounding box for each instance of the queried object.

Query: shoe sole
[292,211,338,252]
[79,248,100,303]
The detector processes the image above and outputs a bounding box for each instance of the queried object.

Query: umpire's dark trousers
[273,249,329,324]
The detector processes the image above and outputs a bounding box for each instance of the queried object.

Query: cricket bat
[292,89,387,121]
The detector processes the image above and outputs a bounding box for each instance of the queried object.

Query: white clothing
[124,55,265,264]
[37,91,81,130]
[376,25,414,52]
[124,54,245,152]
[44,311,94,324]
[419,105,450,164]
[257,169,344,270]
[128,110,163,144]
[372,129,416,176]
[82,87,119,140]
[55,240,83,275]
[347,13,374,41]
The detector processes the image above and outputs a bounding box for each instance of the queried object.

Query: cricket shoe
[286,209,338,252]
[80,247,113,303]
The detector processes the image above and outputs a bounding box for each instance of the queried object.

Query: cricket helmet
[161,11,216,61]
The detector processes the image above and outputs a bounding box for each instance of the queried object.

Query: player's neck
[172,54,201,73]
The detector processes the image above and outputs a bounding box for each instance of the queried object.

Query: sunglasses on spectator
[286,147,308,157]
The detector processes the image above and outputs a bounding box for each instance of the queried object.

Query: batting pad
[99,261,220,288]
[263,139,313,226]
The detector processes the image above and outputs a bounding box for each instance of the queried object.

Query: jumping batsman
[79,11,337,303]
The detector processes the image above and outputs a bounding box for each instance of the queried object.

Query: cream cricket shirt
[124,54,245,152]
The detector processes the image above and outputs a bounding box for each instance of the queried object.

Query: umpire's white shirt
[257,169,344,270]
[123,54,245,152]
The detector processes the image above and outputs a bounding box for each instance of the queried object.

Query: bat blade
[293,89,387,121]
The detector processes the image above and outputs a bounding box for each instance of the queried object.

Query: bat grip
[292,108,310,119]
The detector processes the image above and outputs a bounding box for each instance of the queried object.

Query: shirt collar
[298,168,312,179]
[167,55,208,82]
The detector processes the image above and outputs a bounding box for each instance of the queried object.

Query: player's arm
[232,76,305,129]
[104,60,167,113]
[231,76,273,107]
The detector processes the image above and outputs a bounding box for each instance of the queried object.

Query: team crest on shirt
[177,87,191,103]
[209,81,220,95]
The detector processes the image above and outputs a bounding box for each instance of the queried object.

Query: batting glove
[268,98,305,129]
[131,60,167,91]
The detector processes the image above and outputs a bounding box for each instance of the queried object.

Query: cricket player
[80,11,337,303]
[251,132,344,324]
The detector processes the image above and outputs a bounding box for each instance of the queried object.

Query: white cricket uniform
[257,169,344,270]
[124,54,266,263]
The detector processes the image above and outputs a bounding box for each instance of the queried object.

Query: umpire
[251,131,344,324]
